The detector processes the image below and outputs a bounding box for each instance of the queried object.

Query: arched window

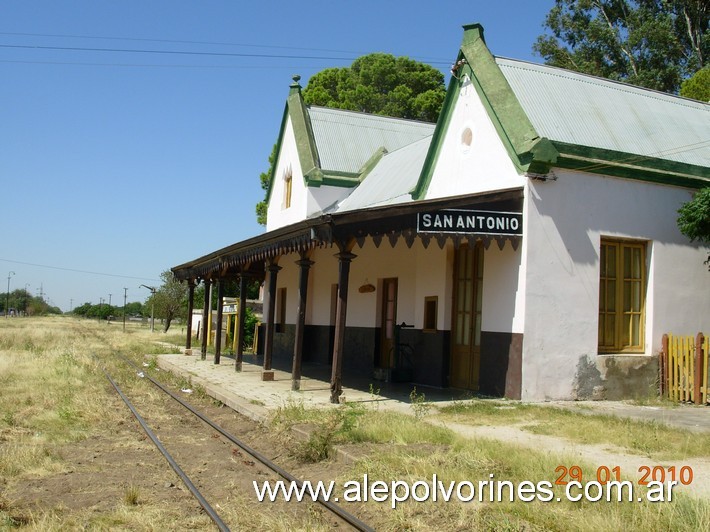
[283,168,292,210]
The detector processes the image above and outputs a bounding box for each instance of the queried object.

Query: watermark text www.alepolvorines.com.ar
[253,473,681,508]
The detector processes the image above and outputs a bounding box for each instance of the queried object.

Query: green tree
[534,0,709,94]
[680,67,710,100]
[150,270,188,332]
[302,53,445,121]
[255,143,278,226]
[256,53,446,225]
[677,187,710,268]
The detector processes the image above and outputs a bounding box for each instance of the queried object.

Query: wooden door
[379,278,398,368]
[451,243,483,390]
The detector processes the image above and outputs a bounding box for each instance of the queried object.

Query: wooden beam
[214,279,225,365]
[236,274,248,372]
[330,246,356,403]
[262,258,281,380]
[292,251,314,391]
[185,279,195,353]
[201,279,211,360]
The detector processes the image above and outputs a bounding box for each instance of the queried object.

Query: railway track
[101,354,374,532]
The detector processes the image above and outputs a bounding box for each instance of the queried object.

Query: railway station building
[172,24,710,403]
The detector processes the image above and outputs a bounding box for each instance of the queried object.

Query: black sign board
[417,209,522,236]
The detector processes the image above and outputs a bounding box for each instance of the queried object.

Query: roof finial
[289,75,302,96]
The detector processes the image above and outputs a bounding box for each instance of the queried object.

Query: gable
[414,23,709,200]
[420,74,525,201]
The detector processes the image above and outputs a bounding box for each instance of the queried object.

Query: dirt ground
[2,386,356,530]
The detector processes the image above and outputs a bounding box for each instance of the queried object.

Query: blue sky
[1,1,554,311]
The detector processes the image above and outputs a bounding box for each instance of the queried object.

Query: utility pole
[108,293,112,324]
[123,288,128,332]
[140,285,156,333]
[5,271,15,318]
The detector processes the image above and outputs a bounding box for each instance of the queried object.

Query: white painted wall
[306,185,352,218]
[273,235,525,338]
[266,118,361,229]
[266,118,307,231]
[425,76,525,200]
[521,172,710,400]
[481,240,525,334]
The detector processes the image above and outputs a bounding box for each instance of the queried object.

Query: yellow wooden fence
[661,333,709,404]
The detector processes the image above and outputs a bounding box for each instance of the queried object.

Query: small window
[598,239,646,353]
[423,296,438,332]
[461,127,473,147]
[277,287,287,333]
[283,169,292,210]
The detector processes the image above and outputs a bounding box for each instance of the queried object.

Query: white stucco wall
[266,118,307,231]
[481,241,525,334]
[266,118,360,230]
[425,76,525,200]
[306,185,352,218]
[270,235,524,340]
[521,171,710,400]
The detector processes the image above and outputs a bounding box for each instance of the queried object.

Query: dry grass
[3,317,710,531]
[437,399,710,460]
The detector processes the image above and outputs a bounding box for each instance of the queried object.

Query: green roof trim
[321,171,361,187]
[264,104,290,205]
[287,80,322,188]
[357,146,387,183]
[412,23,559,199]
[554,142,710,188]
[411,65,461,199]
[265,78,323,204]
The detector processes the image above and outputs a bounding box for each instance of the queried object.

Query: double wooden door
[450,243,483,390]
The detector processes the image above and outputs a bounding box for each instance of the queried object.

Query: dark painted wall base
[261,324,522,395]
[480,331,523,399]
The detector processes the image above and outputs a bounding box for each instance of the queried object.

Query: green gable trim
[265,80,323,205]
[287,85,322,188]
[264,104,291,205]
[322,174,361,187]
[358,146,387,183]
[460,25,552,166]
[554,142,710,189]
[412,24,558,199]
[411,66,461,199]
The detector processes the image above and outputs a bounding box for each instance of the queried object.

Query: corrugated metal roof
[497,58,710,169]
[308,106,435,174]
[336,136,432,212]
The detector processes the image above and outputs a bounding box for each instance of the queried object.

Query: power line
[0,43,361,62]
[0,30,366,56]
[0,258,160,282]
[0,59,317,70]
[0,30,451,64]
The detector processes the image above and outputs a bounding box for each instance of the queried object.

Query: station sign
[417,209,523,236]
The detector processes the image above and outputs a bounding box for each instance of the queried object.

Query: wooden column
[292,253,314,391]
[214,279,225,365]
[200,279,211,360]
[262,259,281,380]
[236,274,248,372]
[330,248,356,404]
[185,279,195,354]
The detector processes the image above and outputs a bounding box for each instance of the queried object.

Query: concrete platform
[157,351,710,433]
[156,352,460,422]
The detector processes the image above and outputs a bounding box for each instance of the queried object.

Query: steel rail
[102,368,230,532]
[120,355,374,532]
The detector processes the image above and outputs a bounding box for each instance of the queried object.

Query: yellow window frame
[598,239,646,354]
